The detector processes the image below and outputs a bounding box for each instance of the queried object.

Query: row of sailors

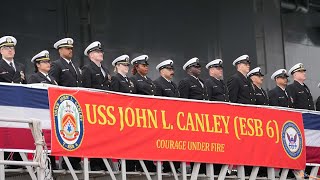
[0,36,316,172]
[0,36,316,110]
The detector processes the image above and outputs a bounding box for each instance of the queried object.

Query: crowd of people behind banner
[0,35,317,176]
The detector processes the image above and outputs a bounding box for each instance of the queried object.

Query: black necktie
[170,81,175,89]
[284,90,288,98]
[68,62,77,76]
[219,79,224,86]
[9,62,15,72]
[261,88,266,97]
[46,74,52,82]
[303,85,310,94]
[100,67,106,77]
[197,78,204,88]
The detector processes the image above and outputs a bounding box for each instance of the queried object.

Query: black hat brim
[237,60,251,65]
[249,73,264,77]
[187,63,201,69]
[134,60,149,65]
[276,74,289,78]
[212,65,223,68]
[159,65,174,70]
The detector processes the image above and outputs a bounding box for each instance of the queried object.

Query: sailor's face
[239,63,250,74]
[161,68,174,80]
[137,64,148,76]
[294,70,306,81]
[190,65,201,77]
[211,67,223,79]
[59,47,73,59]
[276,76,288,86]
[89,50,104,62]
[0,46,15,59]
[251,75,264,85]
[117,63,129,74]
[37,60,51,73]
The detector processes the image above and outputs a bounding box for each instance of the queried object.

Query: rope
[295,170,320,180]
[29,119,53,180]
[6,152,14,160]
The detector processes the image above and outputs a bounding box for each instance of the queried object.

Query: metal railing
[0,118,51,180]
[0,122,319,179]
[41,157,319,180]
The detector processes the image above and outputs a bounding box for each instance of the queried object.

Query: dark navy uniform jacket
[81,61,110,90]
[316,96,320,111]
[286,80,314,110]
[205,76,229,102]
[111,73,136,93]
[252,84,268,105]
[0,59,26,84]
[49,57,81,87]
[227,71,255,104]
[268,86,294,108]
[130,73,156,95]
[178,74,208,100]
[28,72,57,85]
[154,76,179,97]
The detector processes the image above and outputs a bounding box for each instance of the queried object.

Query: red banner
[48,87,306,170]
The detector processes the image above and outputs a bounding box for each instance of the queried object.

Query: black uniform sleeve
[49,61,61,85]
[316,97,320,111]
[81,66,92,88]
[27,74,37,84]
[268,90,278,106]
[286,85,296,108]
[205,79,213,101]
[154,81,163,96]
[227,76,239,103]
[129,76,139,94]
[20,64,27,84]
[110,76,120,92]
[178,79,189,99]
